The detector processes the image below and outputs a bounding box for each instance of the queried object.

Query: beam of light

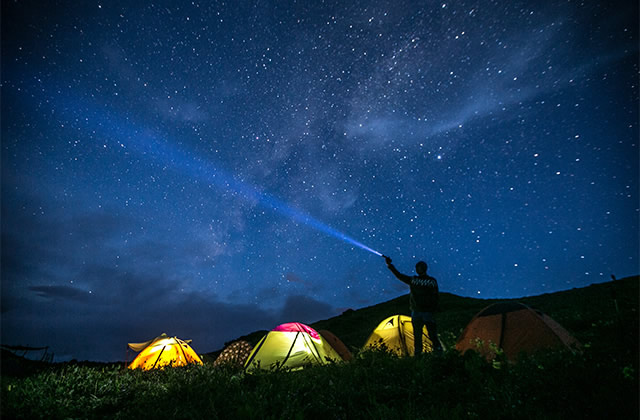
[257,190,383,256]
[54,95,382,257]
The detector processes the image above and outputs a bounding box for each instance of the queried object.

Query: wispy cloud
[28,285,93,302]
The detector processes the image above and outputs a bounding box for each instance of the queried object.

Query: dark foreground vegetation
[2,348,637,419]
[2,276,638,419]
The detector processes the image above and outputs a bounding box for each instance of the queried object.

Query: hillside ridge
[202,275,638,361]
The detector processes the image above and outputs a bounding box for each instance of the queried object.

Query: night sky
[2,0,638,362]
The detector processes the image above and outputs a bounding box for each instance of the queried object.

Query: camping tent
[455,302,581,361]
[213,340,253,368]
[128,333,203,370]
[244,322,345,372]
[363,314,436,356]
[318,329,352,361]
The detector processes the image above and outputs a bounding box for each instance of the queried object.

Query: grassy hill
[204,275,638,362]
[2,276,638,419]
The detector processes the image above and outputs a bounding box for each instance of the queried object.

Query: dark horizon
[3,274,637,363]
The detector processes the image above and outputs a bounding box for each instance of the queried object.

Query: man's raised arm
[383,255,412,285]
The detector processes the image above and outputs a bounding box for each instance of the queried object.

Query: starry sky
[2,0,638,362]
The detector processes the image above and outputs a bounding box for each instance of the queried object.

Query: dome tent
[318,329,352,361]
[244,322,345,372]
[127,333,203,370]
[455,302,581,361]
[363,314,437,356]
[213,340,253,368]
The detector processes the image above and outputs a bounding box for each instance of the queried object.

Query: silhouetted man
[383,255,442,355]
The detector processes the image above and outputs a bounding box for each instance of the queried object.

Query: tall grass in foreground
[2,348,637,420]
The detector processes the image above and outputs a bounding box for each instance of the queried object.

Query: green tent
[244,322,345,372]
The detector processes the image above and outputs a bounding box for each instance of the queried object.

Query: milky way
[2,0,638,361]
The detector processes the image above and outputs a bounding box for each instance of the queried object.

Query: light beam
[56,96,382,256]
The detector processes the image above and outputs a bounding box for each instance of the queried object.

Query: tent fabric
[363,315,434,356]
[455,302,581,361]
[213,340,254,368]
[244,322,344,372]
[318,329,353,361]
[127,333,203,370]
[128,334,193,353]
[127,338,157,353]
[273,322,321,339]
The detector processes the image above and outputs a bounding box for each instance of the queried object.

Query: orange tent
[455,302,581,361]
[128,333,203,370]
[318,329,352,361]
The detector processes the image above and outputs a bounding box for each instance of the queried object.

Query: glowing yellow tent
[244,322,344,372]
[127,333,203,370]
[363,315,435,356]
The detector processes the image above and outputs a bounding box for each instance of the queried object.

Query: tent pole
[302,331,322,363]
[152,345,167,369]
[176,338,190,363]
[244,335,267,370]
[498,313,506,349]
[281,331,300,370]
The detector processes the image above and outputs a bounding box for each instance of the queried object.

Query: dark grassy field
[2,276,637,419]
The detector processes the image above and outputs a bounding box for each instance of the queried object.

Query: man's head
[415,261,428,275]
